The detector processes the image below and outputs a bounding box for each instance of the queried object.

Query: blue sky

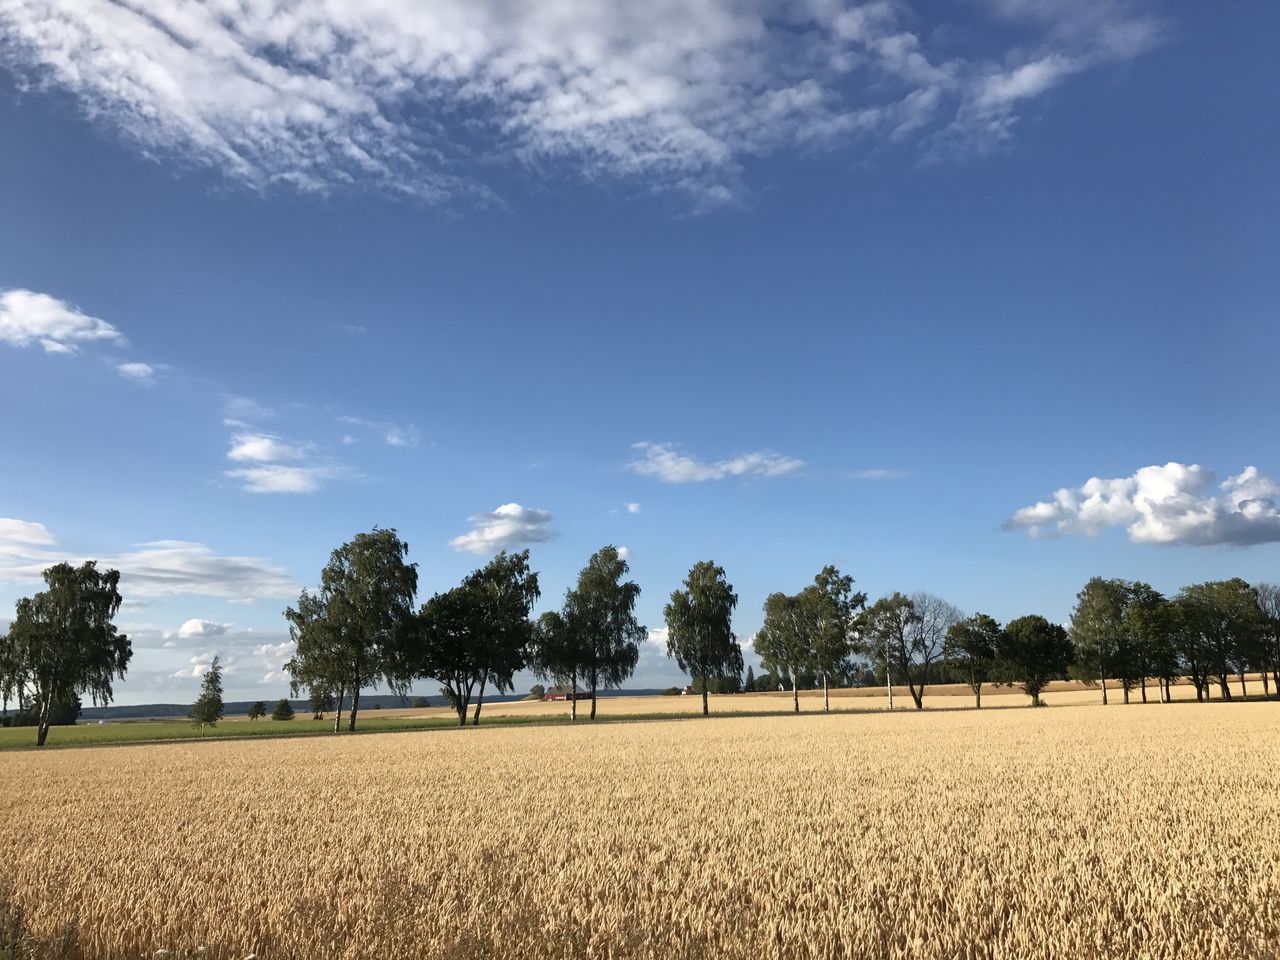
[1,1,1276,703]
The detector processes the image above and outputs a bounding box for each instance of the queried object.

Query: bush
[8,695,82,728]
[661,687,682,696]
[527,684,546,701]
[411,696,430,708]
[271,699,295,721]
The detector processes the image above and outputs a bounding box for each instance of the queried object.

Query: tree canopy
[663,560,741,716]
[284,527,418,732]
[2,562,132,747]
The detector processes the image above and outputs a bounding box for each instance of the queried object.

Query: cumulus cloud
[625,502,641,514]
[227,432,306,462]
[449,503,556,555]
[0,1,1162,206]
[0,520,298,601]
[629,442,804,483]
[176,618,231,639]
[0,288,125,353]
[1006,462,1280,547]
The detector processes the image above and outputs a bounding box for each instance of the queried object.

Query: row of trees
[4,529,1279,745]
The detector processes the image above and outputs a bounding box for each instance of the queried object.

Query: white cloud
[339,416,420,448]
[0,518,54,546]
[226,432,306,462]
[0,289,125,353]
[1006,462,1280,547]
[384,425,420,448]
[225,464,335,494]
[222,395,275,423]
[645,627,669,649]
[0,1,1163,205]
[449,503,556,555]
[625,502,641,514]
[116,361,156,385]
[852,468,909,480]
[629,442,804,483]
[176,618,231,639]
[616,546,632,562]
[0,521,298,601]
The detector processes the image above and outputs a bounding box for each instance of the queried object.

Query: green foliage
[527,684,545,701]
[663,560,741,715]
[415,550,541,725]
[246,700,266,721]
[271,698,295,721]
[411,696,430,708]
[189,656,224,732]
[860,592,960,710]
[945,613,1002,707]
[1175,579,1265,699]
[997,615,1073,706]
[754,591,809,711]
[284,527,419,732]
[308,689,335,720]
[2,561,132,746]
[8,694,81,728]
[660,686,682,696]
[559,546,645,719]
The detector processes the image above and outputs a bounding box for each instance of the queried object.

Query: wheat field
[4,702,1279,960]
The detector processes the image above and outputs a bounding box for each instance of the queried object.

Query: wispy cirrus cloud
[0,0,1164,207]
[1006,462,1280,547]
[0,519,298,601]
[629,442,804,484]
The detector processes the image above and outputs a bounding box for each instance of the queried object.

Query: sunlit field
[0,678,1237,750]
[5,701,1278,960]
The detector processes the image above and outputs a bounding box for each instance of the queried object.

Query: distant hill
[78,688,668,721]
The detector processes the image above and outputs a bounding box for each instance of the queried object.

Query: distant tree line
[3,528,1278,745]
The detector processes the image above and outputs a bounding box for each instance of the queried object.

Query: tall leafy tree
[1177,579,1264,699]
[415,551,541,726]
[284,528,418,732]
[461,550,540,725]
[664,561,742,716]
[944,613,1001,708]
[1123,582,1176,703]
[189,656,224,735]
[1255,583,1280,698]
[3,562,132,747]
[247,700,266,721]
[859,592,958,710]
[804,566,866,713]
[1069,577,1131,705]
[997,615,1073,707]
[564,546,645,720]
[530,610,589,721]
[416,585,480,726]
[754,591,810,712]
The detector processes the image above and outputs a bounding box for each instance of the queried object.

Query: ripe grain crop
[4,702,1279,960]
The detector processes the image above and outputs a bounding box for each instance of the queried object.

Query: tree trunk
[1271,667,1279,699]
[1263,670,1271,698]
[1218,675,1232,700]
[472,676,487,726]
[36,694,52,747]
[1101,675,1109,705]
[791,676,799,713]
[1123,686,1130,705]
[701,683,709,717]
[333,685,346,734]
[590,678,598,721]
[822,673,829,713]
[570,672,577,722]
[1239,672,1247,699]
[974,683,982,709]
[347,686,361,731]
[1140,676,1148,703]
